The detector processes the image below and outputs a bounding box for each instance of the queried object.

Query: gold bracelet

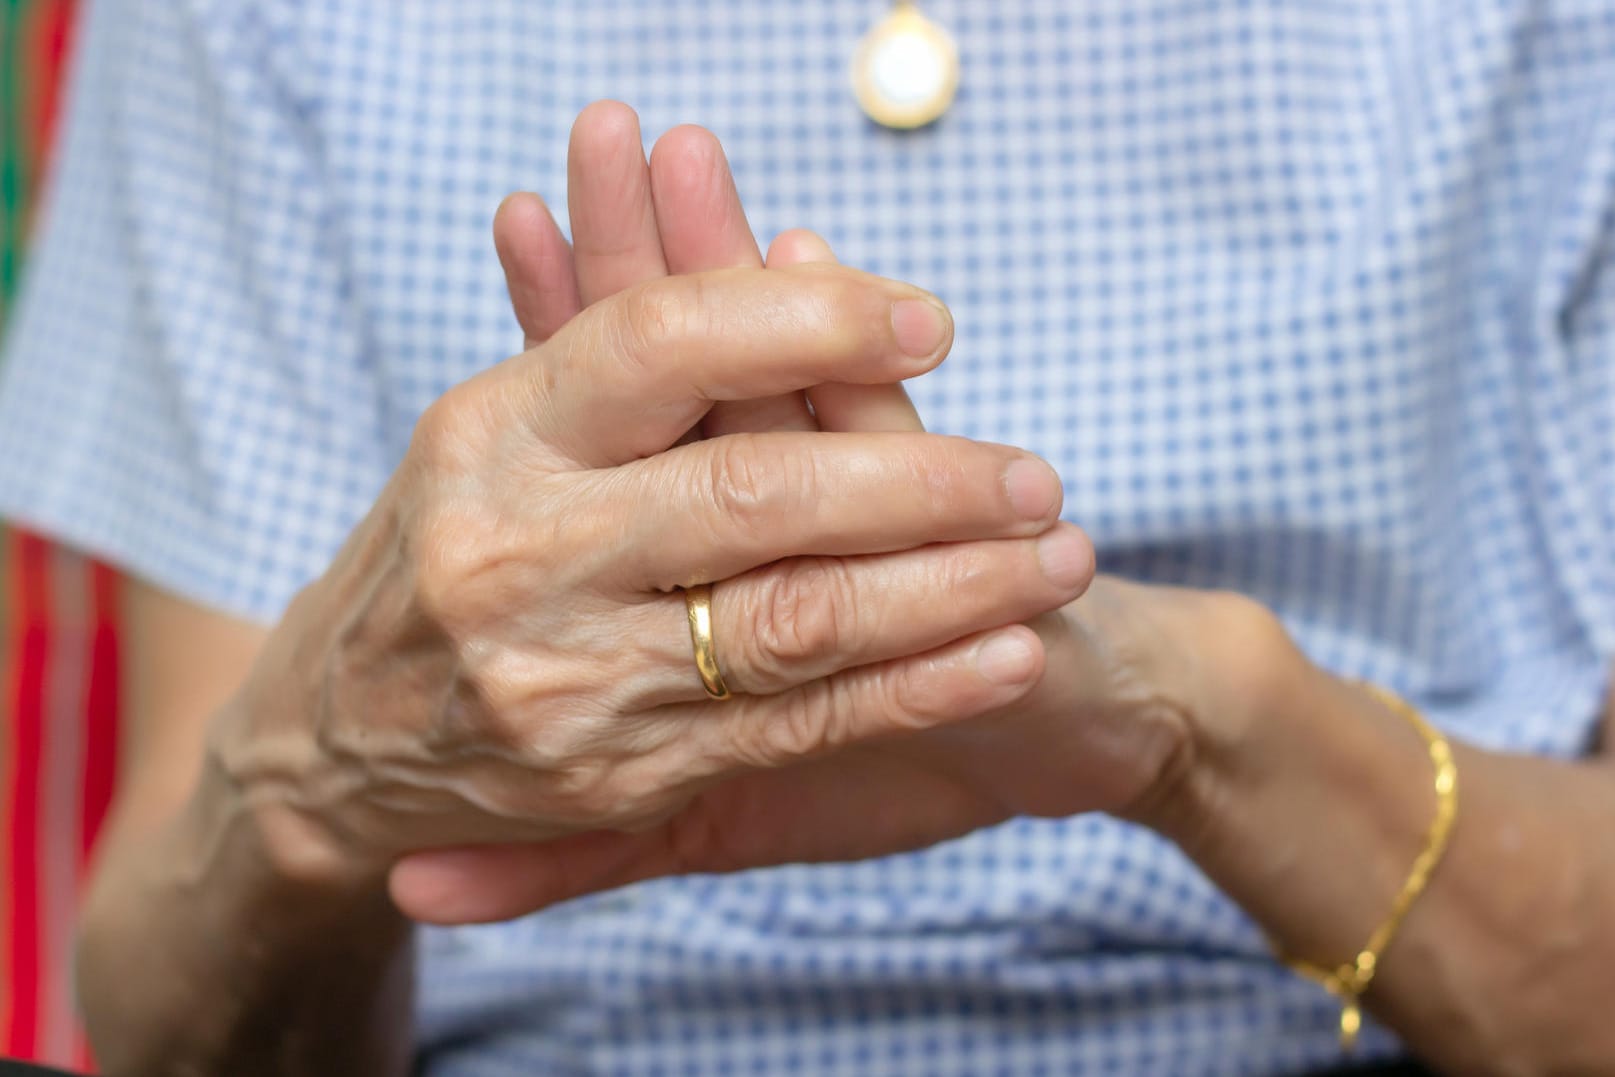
[1278,680,1459,1051]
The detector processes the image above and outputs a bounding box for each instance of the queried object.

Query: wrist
[201,572,403,898]
[1118,588,1295,839]
[185,726,394,907]
[1134,596,1438,964]
[202,580,397,899]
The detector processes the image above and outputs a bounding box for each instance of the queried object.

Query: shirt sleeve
[0,0,391,623]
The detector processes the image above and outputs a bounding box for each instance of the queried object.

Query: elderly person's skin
[79,105,1615,1077]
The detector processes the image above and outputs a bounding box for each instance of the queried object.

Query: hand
[209,103,1091,921]
[382,106,1214,924]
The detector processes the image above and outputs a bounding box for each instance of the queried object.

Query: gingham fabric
[3,0,1614,1073]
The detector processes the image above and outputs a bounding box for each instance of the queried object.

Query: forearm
[1150,617,1615,1075]
[78,726,414,1077]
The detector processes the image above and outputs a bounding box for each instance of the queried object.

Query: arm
[77,581,414,1077]
[1144,604,1615,1076]
[850,577,1612,1076]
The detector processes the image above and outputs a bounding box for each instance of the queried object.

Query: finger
[767,229,927,434]
[765,228,836,266]
[713,523,1090,695]
[392,744,997,923]
[493,192,581,348]
[592,431,1065,589]
[650,126,763,275]
[567,100,669,306]
[392,829,666,924]
[690,624,1044,780]
[650,125,818,436]
[392,626,1041,925]
[491,264,954,466]
[630,522,1094,700]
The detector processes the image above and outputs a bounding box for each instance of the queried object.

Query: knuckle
[828,274,878,347]
[593,782,668,829]
[431,646,534,749]
[407,502,492,624]
[499,722,624,822]
[703,436,806,542]
[548,759,620,819]
[745,558,858,683]
[928,543,998,599]
[794,267,878,358]
[874,658,953,733]
[616,275,704,367]
[555,760,670,829]
[754,681,845,764]
[407,493,567,632]
[401,484,575,634]
[508,708,686,826]
[921,438,986,511]
[409,383,490,472]
[513,715,587,771]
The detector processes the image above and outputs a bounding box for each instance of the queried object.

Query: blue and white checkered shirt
[5,1,1615,1073]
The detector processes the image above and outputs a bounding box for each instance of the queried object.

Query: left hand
[393,107,1260,922]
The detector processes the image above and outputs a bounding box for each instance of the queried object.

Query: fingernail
[975,632,1039,686]
[891,298,950,359]
[1037,526,1092,591]
[1004,457,1062,521]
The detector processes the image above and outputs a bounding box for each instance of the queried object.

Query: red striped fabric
[2,535,112,1070]
[26,2,75,161]
[3,532,52,1061]
[3,1,117,1071]
[81,563,118,872]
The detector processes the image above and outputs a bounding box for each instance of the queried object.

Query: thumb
[390,829,674,925]
[767,229,927,433]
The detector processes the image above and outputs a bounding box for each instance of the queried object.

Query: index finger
[500,264,954,467]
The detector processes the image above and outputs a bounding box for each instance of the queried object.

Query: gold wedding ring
[683,583,732,700]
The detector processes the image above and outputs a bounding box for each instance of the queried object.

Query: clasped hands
[219,103,1269,926]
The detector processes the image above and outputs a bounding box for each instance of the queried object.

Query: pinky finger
[695,624,1044,779]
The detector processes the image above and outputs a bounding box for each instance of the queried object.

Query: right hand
[210,129,1090,906]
